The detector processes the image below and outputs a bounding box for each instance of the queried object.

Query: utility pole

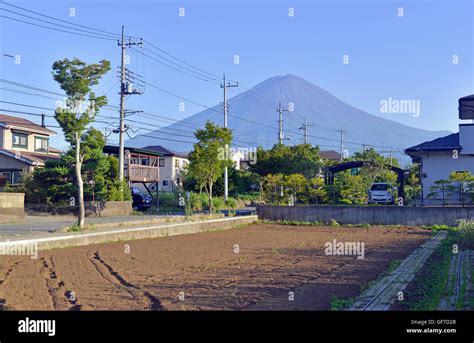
[337,128,347,162]
[277,101,289,145]
[299,118,314,144]
[220,74,238,202]
[118,25,143,182]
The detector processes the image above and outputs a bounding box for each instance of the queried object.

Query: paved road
[0,215,177,238]
[0,207,256,238]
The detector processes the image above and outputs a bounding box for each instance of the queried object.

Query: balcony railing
[127,164,159,182]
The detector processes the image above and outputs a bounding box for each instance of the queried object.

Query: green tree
[52,57,111,227]
[448,171,474,206]
[188,121,232,212]
[307,177,328,204]
[250,144,323,178]
[427,179,452,206]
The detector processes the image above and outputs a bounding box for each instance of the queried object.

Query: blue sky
[0,0,473,150]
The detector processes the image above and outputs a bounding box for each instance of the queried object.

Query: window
[35,137,49,152]
[162,180,168,186]
[141,158,149,166]
[175,159,180,168]
[159,159,165,167]
[12,171,22,185]
[12,133,28,148]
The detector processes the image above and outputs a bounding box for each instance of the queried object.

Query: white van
[368,183,395,204]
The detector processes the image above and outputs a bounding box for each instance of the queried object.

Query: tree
[448,171,474,206]
[188,121,232,212]
[52,58,111,227]
[307,177,328,204]
[250,144,323,178]
[427,179,452,206]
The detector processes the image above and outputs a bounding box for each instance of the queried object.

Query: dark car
[132,192,153,211]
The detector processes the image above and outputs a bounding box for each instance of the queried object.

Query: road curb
[0,215,258,252]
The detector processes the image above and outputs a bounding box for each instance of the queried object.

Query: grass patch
[330,296,355,311]
[399,231,459,310]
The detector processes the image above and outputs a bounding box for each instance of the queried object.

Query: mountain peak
[127,75,450,165]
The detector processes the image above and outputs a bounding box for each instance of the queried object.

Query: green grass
[399,231,459,310]
[330,296,355,311]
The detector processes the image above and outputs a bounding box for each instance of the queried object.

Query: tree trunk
[208,180,213,214]
[75,132,85,228]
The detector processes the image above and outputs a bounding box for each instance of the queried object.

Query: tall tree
[188,121,232,212]
[52,58,111,227]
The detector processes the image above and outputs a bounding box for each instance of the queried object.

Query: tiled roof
[0,148,60,166]
[405,133,460,154]
[141,145,188,158]
[0,113,56,134]
[320,150,341,161]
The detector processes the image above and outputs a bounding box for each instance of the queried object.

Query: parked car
[131,189,153,210]
[368,183,395,204]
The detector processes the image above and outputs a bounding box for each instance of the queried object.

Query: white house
[405,95,474,205]
[141,145,189,192]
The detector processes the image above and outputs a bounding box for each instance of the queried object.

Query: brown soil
[0,224,431,310]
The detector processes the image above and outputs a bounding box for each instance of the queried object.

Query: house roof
[405,133,461,155]
[320,150,341,161]
[0,147,62,166]
[103,145,165,157]
[0,113,56,134]
[459,94,474,120]
[141,145,189,158]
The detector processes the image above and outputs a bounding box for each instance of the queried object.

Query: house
[140,145,189,192]
[405,95,474,205]
[320,150,342,162]
[0,113,61,186]
[103,145,163,193]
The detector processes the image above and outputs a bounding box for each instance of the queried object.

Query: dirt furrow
[88,251,162,310]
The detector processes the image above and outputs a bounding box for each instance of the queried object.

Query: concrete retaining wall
[0,215,258,252]
[0,193,25,224]
[85,201,133,217]
[257,205,474,226]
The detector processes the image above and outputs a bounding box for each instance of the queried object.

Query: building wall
[1,127,50,153]
[0,154,29,169]
[158,156,188,192]
[421,151,474,203]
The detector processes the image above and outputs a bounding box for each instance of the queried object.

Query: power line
[1,1,136,39]
[0,15,116,41]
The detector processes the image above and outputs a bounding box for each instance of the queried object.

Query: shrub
[458,219,474,248]
[199,193,209,209]
[212,198,225,210]
[190,192,202,211]
[329,219,340,227]
[226,197,238,209]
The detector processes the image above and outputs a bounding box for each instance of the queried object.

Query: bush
[329,219,340,227]
[458,219,474,248]
[199,193,209,209]
[226,197,238,209]
[158,192,178,207]
[190,192,202,211]
[212,197,225,210]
